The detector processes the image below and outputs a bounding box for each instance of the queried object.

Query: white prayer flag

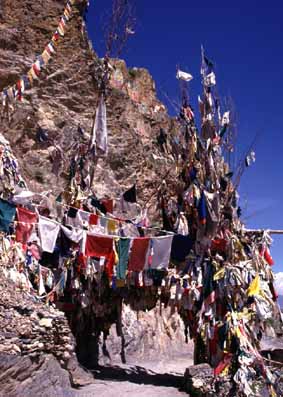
[147,236,173,270]
[61,225,84,244]
[221,111,230,126]
[38,216,60,253]
[176,70,193,82]
[126,27,135,35]
[250,151,256,162]
[204,72,216,87]
[38,266,46,296]
[47,43,55,53]
[92,95,108,154]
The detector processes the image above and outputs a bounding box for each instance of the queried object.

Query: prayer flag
[123,184,137,203]
[38,216,60,253]
[85,234,113,258]
[221,111,230,126]
[247,274,260,296]
[92,95,108,154]
[176,70,193,82]
[204,72,216,87]
[149,236,173,270]
[117,238,131,279]
[128,237,150,272]
[16,207,37,245]
[0,199,16,233]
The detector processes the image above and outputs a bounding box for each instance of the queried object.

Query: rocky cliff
[0,0,176,203]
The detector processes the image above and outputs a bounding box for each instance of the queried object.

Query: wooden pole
[244,229,283,235]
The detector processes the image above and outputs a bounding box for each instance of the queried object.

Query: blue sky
[87,0,283,272]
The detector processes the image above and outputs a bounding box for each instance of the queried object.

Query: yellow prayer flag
[42,50,51,64]
[27,70,34,85]
[113,240,119,264]
[107,219,117,235]
[57,25,65,37]
[214,267,225,281]
[268,385,277,397]
[7,86,15,100]
[247,274,260,297]
[64,9,71,20]
[221,365,230,376]
[116,279,126,288]
[235,327,240,338]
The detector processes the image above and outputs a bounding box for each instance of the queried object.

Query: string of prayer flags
[0,0,75,106]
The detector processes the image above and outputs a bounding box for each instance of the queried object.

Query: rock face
[0,0,176,204]
[105,304,192,364]
[0,354,76,397]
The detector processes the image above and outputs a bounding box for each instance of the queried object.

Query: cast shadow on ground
[91,364,185,389]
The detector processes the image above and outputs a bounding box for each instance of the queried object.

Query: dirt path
[77,355,192,397]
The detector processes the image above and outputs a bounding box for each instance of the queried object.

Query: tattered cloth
[0,199,16,232]
[16,207,37,245]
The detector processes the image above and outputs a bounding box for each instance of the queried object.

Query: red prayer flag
[52,31,59,42]
[16,80,22,101]
[32,63,40,77]
[211,238,227,254]
[16,207,38,244]
[102,199,113,214]
[89,214,98,225]
[128,238,150,272]
[105,250,115,279]
[214,353,233,376]
[85,234,113,258]
[264,247,274,266]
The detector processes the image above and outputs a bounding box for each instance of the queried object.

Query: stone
[39,318,53,328]
[184,364,214,397]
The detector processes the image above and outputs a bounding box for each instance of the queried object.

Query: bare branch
[104,0,136,58]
